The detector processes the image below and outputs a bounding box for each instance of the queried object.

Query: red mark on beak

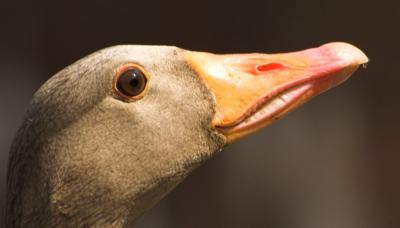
[256,62,285,72]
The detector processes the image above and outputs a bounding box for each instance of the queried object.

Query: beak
[184,42,368,143]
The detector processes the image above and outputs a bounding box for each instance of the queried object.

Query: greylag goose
[6,42,368,227]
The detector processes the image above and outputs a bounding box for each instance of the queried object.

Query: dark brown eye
[115,65,148,99]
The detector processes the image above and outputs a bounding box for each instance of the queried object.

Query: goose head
[6,43,368,227]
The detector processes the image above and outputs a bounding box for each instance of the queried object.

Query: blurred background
[0,0,399,227]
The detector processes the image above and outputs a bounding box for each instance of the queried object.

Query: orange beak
[184,42,368,143]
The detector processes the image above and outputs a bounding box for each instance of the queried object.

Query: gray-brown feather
[6,45,225,227]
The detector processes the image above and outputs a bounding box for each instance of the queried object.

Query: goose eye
[115,65,148,99]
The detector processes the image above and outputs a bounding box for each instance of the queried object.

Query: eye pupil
[129,78,139,87]
[116,68,147,97]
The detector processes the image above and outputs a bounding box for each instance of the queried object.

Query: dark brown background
[1,0,399,227]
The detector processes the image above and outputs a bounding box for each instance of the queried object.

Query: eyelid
[116,63,148,77]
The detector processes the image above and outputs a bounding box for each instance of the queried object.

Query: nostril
[256,62,285,72]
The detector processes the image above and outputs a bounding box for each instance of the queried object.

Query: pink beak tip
[320,42,369,65]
